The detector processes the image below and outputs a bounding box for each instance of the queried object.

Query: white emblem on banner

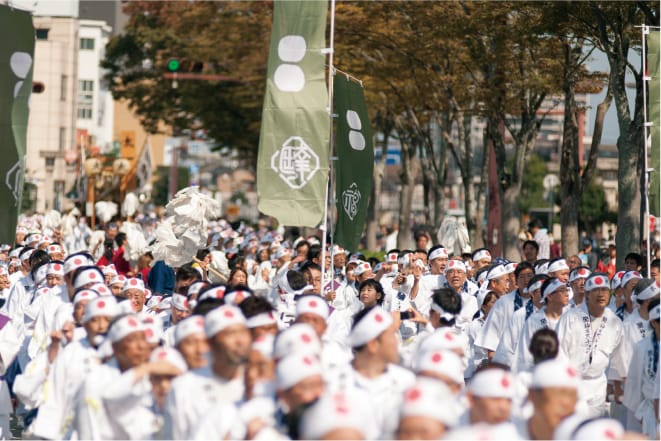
[271,136,320,189]
[274,35,306,92]
[346,110,365,151]
[6,161,22,205]
[342,182,361,221]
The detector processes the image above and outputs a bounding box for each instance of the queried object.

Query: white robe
[465,316,488,378]
[0,314,20,438]
[494,302,538,367]
[556,304,623,417]
[513,307,561,373]
[327,363,414,440]
[30,338,100,439]
[622,336,660,439]
[163,364,245,439]
[475,290,521,353]
[617,309,652,379]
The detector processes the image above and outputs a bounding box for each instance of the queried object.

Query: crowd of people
[0,210,658,440]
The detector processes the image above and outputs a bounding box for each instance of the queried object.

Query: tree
[102,1,272,159]
[578,178,617,234]
[569,2,659,266]
[518,153,548,215]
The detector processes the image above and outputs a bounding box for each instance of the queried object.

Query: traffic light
[167,58,180,73]
[32,82,45,93]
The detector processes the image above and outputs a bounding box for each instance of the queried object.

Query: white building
[77,19,113,152]
[25,15,79,212]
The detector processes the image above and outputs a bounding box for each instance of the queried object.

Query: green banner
[0,6,34,244]
[333,74,374,251]
[649,30,660,217]
[257,0,329,227]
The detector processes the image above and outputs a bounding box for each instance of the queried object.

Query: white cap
[174,315,206,346]
[414,348,465,385]
[428,247,448,261]
[102,264,118,277]
[530,359,580,390]
[385,252,398,263]
[398,253,411,267]
[649,304,660,321]
[171,293,190,311]
[142,316,164,344]
[187,281,209,297]
[108,314,145,343]
[555,416,624,440]
[468,369,515,398]
[20,249,34,262]
[274,323,321,359]
[569,267,591,283]
[446,259,467,273]
[620,270,642,288]
[204,305,246,337]
[486,264,507,281]
[64,254,93,274]
[149,346,188,373]
[400,378,460,427]
[535,262,550,275]
[353,261,372,276]
[73,268,104,289]
[89,283,112,297]
[584,274,610,292]
[548,259,569,273]
[417,327,468,355]
[109,275,127,286]
[299,391,366,440]
[47,244,63,255]
[82,296,118,322]
[295,295,330,319]
[47,262,64,276]
[542,278,566,300]
[123,277,145,292]
[348,306,393,348]
[275,352,322,390]
[73,289,99,306]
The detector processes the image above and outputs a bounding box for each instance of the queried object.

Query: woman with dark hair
[227,268,248,289]
[357,279,384,309]
[528,327,559,365]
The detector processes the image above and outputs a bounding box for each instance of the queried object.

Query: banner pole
[321,0,336,291]
[642,24,651,277]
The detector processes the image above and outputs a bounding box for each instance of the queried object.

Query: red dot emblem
[127,317,138,327]
[54,264,61,271]
[374,313,383,323]
[74,258,82,265]
[431,352,442,363]
[89,272,96,279]
[145,328,154,338]
[603,429,617,440]
[303,356,312,366]
[501,376,510,388]
[223,309,234,318]
[158,350,168,360]
[97,301,105,308]
[444,332,454,341]
[309,300,318,308]
[566,367,577,378]
[144,317,154,324]
[406,388,421,402]
[196,317,204,327]
[130,279,138,286]
[301,333,312,343]
[183,299,189,308]
[594,276,603,285]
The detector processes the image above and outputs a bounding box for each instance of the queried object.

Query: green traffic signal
[167,58,180,72]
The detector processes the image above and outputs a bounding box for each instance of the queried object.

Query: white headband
[296,295,330,319]
[584,274,610,292]
[205,305,246,337]
[486,264,507,281]
[349,306,393,348]
[548,259,569,273]
[636,280,660,301]
[428,247,448,261]
[472,249,491,262]
[446,259,467,273]
[174,315,205,345]
[527,280,544,294]
[530,359,579,389]
[569,267,591,283]
[108,314,145,343]
[621,271,642,288]
[246,311,277,329]
[542,278,566,300]
[468,369,514,398]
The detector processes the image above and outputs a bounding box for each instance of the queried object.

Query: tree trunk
[560,42,581,258]
[472,137,488,249]
[366,160,383,251]
[502,186,522,260]
[397,138,417,250]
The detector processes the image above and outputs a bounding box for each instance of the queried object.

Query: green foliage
[578,179,617,233]
[152,166,190,207]
[518,154,548,214]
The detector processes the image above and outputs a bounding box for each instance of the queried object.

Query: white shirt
[475,290,521,352]
[616,309,652,380]
[513,307,562,373]
[622,336,659,438]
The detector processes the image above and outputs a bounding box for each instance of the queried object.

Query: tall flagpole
[641,24,651,277]
[320,0,336,292]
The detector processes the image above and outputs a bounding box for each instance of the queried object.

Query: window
[45,157,55,167]
[59,127,66,151]
[80,38,95,50]
[36,28,49,40]
[60,75,67,101]
[77,80,94,119]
